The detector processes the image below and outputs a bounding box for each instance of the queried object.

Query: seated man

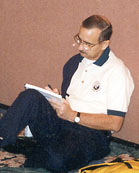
[0,15,134,173]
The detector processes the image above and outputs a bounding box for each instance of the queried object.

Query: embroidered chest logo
[92,81,101,92]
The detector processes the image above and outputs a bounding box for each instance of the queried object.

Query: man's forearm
[71,111,124,132]
[50,98,124,132]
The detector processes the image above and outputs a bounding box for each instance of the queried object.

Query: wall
[0,0,138,143]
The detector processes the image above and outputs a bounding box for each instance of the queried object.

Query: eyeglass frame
[73,34,103,50]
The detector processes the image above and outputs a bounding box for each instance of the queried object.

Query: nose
[78,42,84,51]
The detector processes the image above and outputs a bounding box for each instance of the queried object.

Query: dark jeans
[0,89,110,173]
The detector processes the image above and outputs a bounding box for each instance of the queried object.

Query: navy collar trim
[93,46,110,66]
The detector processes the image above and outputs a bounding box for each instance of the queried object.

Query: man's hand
[44,85,75,122]
[45,85,59,94]
[49,98,76,122]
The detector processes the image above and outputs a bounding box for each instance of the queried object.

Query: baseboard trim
[111,136,139,149]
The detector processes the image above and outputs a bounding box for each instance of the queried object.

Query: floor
[0,107,139,173]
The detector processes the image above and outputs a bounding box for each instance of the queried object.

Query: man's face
[77,26,105,60]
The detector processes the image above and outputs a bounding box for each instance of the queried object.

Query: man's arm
[74,112,124,132]
[49,98,124,133]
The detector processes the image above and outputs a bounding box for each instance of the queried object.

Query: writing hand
[49,98,76,122]
[45,85,59,94]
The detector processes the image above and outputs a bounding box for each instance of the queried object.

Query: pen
[48,84,53,90]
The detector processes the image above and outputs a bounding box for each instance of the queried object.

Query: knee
[19,89,41,100]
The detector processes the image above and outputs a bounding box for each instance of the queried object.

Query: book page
[24,83,63,102]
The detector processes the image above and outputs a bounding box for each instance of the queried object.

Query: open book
[24,83,62,102]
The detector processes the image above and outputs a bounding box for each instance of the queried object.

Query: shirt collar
[93,46,110,66]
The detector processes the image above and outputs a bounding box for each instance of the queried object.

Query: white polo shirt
[66,51,134,116]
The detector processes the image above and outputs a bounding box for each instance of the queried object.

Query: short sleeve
[107,65,134,117]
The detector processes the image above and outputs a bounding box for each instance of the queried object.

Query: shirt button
[81,80,84,83]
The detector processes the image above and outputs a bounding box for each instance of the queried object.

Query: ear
[101,40,110,50]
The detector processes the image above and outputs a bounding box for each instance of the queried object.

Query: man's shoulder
[108,51,126,69]
[64,53,83,67]
[108,51,132,77]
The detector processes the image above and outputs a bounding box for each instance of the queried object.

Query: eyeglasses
[73,34,101,50]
